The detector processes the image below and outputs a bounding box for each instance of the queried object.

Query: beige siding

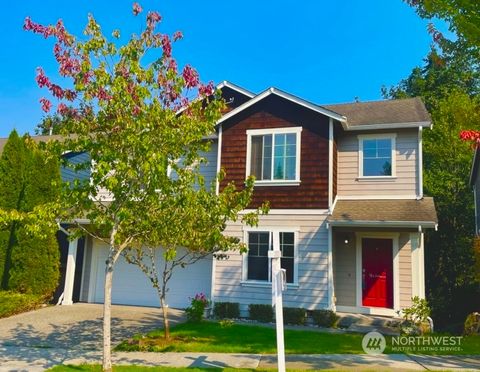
[333,232,356,306]
[398,233,413,308]
[337,129,419,197]
[214,213,330,315]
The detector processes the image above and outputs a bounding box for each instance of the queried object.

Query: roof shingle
[329,198,437,227]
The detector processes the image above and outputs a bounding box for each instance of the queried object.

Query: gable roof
[217,87,347,125]
[324,97,431,130]
[217,81,255,99]
[329,198,438,228]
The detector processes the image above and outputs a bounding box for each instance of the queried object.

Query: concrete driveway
[0,303,184,351]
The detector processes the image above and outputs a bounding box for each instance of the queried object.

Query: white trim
[358,133,397,178]
[240,281,299,289]
[240,209,329,215]
[215,125,223,195]
[217,81,255,98]
[330,220,437,228]
[210,250,217,305]
[355,232,400,313]
[418,126,423,199]
[217,87,347,125]
[245,127,302,184]
[327,224,335,311]
[341,121,431,131]
[335,195,418,200]
[356,176,397,182]
[328,118,334,209]
[242,227,300,285]
[410,233,422,299]
[61,237,79,305]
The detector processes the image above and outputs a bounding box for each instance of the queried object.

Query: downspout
[417,126,423,199]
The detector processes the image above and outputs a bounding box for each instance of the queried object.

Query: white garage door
[89,242,212,309]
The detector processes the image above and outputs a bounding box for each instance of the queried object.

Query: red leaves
[173,31,183,42]
[460,130,480,146]
[39,97,52,113]
[35,67,50,88]
[147,11,161,30]
[182,65,199,89]
[428,23,444,44]
[132,2,143,16]
[199,81,215,97]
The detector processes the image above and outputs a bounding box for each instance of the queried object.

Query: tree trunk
[161,294,170,339]
[102,250,115,372]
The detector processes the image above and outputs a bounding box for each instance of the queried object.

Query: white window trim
[246,127,302,186]
[358,133,396,179]
[241,226,299,286]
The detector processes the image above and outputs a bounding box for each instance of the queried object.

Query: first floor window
[246,231,295,283]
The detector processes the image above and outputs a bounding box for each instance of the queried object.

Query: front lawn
[116,321,370,354]
[0,290,44,318]
[116,321,480,355]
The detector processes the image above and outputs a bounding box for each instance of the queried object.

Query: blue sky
[0,1,444,137]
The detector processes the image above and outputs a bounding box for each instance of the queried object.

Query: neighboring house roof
[328,198,438,228]
[323,97,431,130]
[0,134,63,154]
[216,86,348,125]
[469,147,480,187]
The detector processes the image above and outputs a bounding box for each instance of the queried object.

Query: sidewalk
[1,346,479,372]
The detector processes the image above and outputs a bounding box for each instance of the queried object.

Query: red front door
[362,238,393,308]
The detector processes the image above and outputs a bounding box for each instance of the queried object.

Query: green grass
[46,366,384,372]
[115,321,480,355]
[0,290,44,318]
[115,321,369,354]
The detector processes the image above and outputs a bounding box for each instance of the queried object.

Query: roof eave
[216,87,348,125]
[340,121,432,131]
[328,220,438,229]
[217,81,255,98]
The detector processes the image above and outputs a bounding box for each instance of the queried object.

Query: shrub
[185,293,210,322]
[464,312,480,336]
[401,296,432,335]
[312,309,339,327]
[249,304,273,323]
[0,290,43,318]
[213,302,240,319]
[283,307,307,325]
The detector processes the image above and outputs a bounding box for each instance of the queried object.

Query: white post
[268,232,286,372]
[62,238,78,305]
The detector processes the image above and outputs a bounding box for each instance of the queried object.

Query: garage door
[89,242,212,309]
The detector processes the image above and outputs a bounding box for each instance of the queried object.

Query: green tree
[385,42,480,328]
[0,131,60,298]
[405,0,480,48]
[25,5,263,370]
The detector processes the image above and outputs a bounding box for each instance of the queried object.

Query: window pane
[247,232,269,281]
[286,133,296,145]
[364,158,392,176]
[262,139,272,180]
[248,257,268,280]
[250,136,263,179]
[281,232,294,245]
[363,139,377,150]
[285,157,296,180]
[281,257,294,283]
[362,138,392,176]
[274,156,284,179]
[286,144,296,157]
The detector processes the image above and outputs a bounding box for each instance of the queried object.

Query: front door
[362,238,393,308]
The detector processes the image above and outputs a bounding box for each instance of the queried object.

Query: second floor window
[247,127,302,184]
[359,134,396,177]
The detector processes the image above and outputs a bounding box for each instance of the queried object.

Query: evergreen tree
[0,131,60,298]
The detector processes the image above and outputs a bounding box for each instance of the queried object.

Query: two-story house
[4,81,437,317]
